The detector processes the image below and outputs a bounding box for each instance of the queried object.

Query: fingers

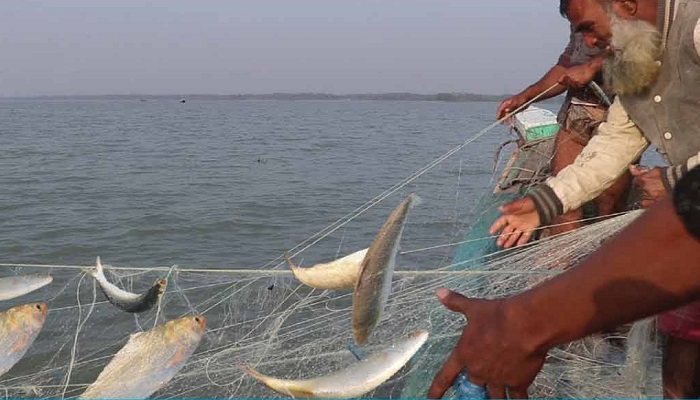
[435,288,472,314]
[640,199,655,209]
[516,229,533,247]
[488,384,507,400]
[508,386,530,399]
[495,223,516,247]
[427,352,462,399]
[502,226,523,249]
[489,215,509,236]
[629,164,650,177]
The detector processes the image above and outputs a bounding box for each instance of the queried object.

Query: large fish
[87,256,166,313]
[80,314,206,399]
[0,275,53,301]
[285,248,368,290]
[353,194,418,345]
[243,330,428,398]
[0,303,47,377]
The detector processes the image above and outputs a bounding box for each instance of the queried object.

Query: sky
[0,1,570,96]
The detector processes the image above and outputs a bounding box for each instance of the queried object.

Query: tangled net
[0,208,661,398]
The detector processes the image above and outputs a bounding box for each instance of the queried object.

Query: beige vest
[619,0,700,165]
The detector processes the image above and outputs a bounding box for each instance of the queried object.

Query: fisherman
[489,0,700,396]
[428,165,700,399]
[496,3,630,237]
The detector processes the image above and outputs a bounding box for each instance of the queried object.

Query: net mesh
[0,209,661,398]
[0,100,663,398]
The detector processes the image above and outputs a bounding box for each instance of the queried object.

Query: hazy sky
[1,1,570,96]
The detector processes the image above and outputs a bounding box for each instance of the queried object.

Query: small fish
[285,249,368,290]
[0,303,47,377]
[353,194,419,345]
[80,314,206,399]
[243,330,428,398]
[87,257,166,313]
[0,275,53,301]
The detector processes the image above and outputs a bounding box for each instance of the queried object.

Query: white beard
[603,13,662,95]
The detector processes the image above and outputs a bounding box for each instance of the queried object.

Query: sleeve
[528,98,650,224]
[661,152,700,191]
[673,166,700,240]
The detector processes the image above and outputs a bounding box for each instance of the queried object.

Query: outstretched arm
[430,170,700,398]
[496,65,568,120]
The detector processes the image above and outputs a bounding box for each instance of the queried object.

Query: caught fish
[87,256,166,313]
[0,275,53,301]
[243,330,428,398]
[80,314,206,399]
[285,248,368,290]
[0,303,47,377]
[353,194,418,345]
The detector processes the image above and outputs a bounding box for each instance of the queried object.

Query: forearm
[529,99,649,223]
[516,65,568,102]
[512,199,700,354]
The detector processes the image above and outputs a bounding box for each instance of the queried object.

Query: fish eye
[35,304,43,311]
[194,316,201,323]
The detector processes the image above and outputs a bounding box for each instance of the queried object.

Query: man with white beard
[483,0,700,397]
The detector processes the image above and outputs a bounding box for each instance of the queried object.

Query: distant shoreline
[1,92,562,103]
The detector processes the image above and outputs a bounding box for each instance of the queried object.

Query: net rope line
[257,83,562,271]
[4,210,626,384]
[0,208,636,276]
[0,209,639,380]
[37,211,639,382]
[0,87,658,398]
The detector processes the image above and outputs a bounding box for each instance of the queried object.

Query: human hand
[496,94,529,121]
[558,63,597,90]
[489,197,541,248]
[630,165,669,208]
[427,289,546,399]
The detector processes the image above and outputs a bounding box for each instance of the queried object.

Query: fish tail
[408,193,422,208]
[86,256,105,279]
[283,252,299,270]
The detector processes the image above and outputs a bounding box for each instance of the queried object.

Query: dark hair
[560,0,570,17]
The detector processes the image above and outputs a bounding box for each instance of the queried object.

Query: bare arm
[430,187,700,398]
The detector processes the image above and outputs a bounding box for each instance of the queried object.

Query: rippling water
[0,99,562,271]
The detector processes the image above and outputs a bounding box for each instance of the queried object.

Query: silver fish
[0,275,53,301]
[80,314,206,399]
[243,330,428,398]
[0,303,47,377]
[285,248,368,290]
[87,256,166,313]
[353,194,418,345]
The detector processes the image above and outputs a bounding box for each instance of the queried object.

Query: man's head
[561,0,663,94]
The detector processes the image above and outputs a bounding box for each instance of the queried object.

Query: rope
[266,83,562,269]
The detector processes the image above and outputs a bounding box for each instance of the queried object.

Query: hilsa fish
[243,330,428,398]
[80,314,206,399]
[0,275,53,301]
[87,257,166,313]
[285,248,368,290]
[0,303,47,377]
[353,194,419,345]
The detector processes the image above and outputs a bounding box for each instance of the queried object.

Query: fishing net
[0,101,663,398]
[0,210,662,399]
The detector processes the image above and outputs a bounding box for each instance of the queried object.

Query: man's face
[568,0,613,49]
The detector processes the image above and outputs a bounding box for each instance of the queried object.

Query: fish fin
[346,342,366,361]
[10,335,29,353]
[165,347,187,368]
